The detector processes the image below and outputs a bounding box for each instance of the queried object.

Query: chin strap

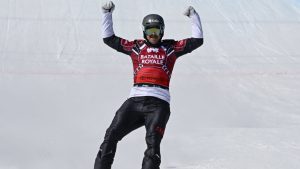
[143,34,163,47]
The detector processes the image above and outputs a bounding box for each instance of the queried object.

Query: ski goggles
[144,27,161,36]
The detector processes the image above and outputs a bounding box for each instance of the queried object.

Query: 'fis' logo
[148,19,159,23]
[147,47,159,53]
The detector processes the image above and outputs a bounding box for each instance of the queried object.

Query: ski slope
[0,0,300,169]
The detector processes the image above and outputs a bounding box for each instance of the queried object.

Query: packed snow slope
[0,0,300,169]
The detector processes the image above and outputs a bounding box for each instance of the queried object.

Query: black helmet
[142,14,165,38]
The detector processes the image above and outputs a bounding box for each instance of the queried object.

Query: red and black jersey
[103,35,203,88]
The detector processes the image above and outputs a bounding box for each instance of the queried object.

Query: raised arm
[102,1,115,38]
[174,6,204,57]
[101,1,133,55]
[184,6,204,39]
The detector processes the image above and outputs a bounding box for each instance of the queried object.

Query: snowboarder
[94,1,203,169]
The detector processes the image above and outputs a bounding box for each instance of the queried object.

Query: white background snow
[0,0,300,169]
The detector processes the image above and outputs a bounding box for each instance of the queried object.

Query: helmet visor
[145,27,161,36]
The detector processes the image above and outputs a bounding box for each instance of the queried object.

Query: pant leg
[94,98,144,169]
[142,97,171,169]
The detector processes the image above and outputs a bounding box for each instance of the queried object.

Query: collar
[145,39,162,47]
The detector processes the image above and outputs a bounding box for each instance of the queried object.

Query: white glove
[183,6,197,17]
[102,1,115,13]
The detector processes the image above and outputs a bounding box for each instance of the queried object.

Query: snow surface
[0,0,300,169]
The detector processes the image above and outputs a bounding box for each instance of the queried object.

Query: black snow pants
[94,96,170,169]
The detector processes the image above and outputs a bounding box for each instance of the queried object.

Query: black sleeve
[175,38,204,57]
[103,35,133,55]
